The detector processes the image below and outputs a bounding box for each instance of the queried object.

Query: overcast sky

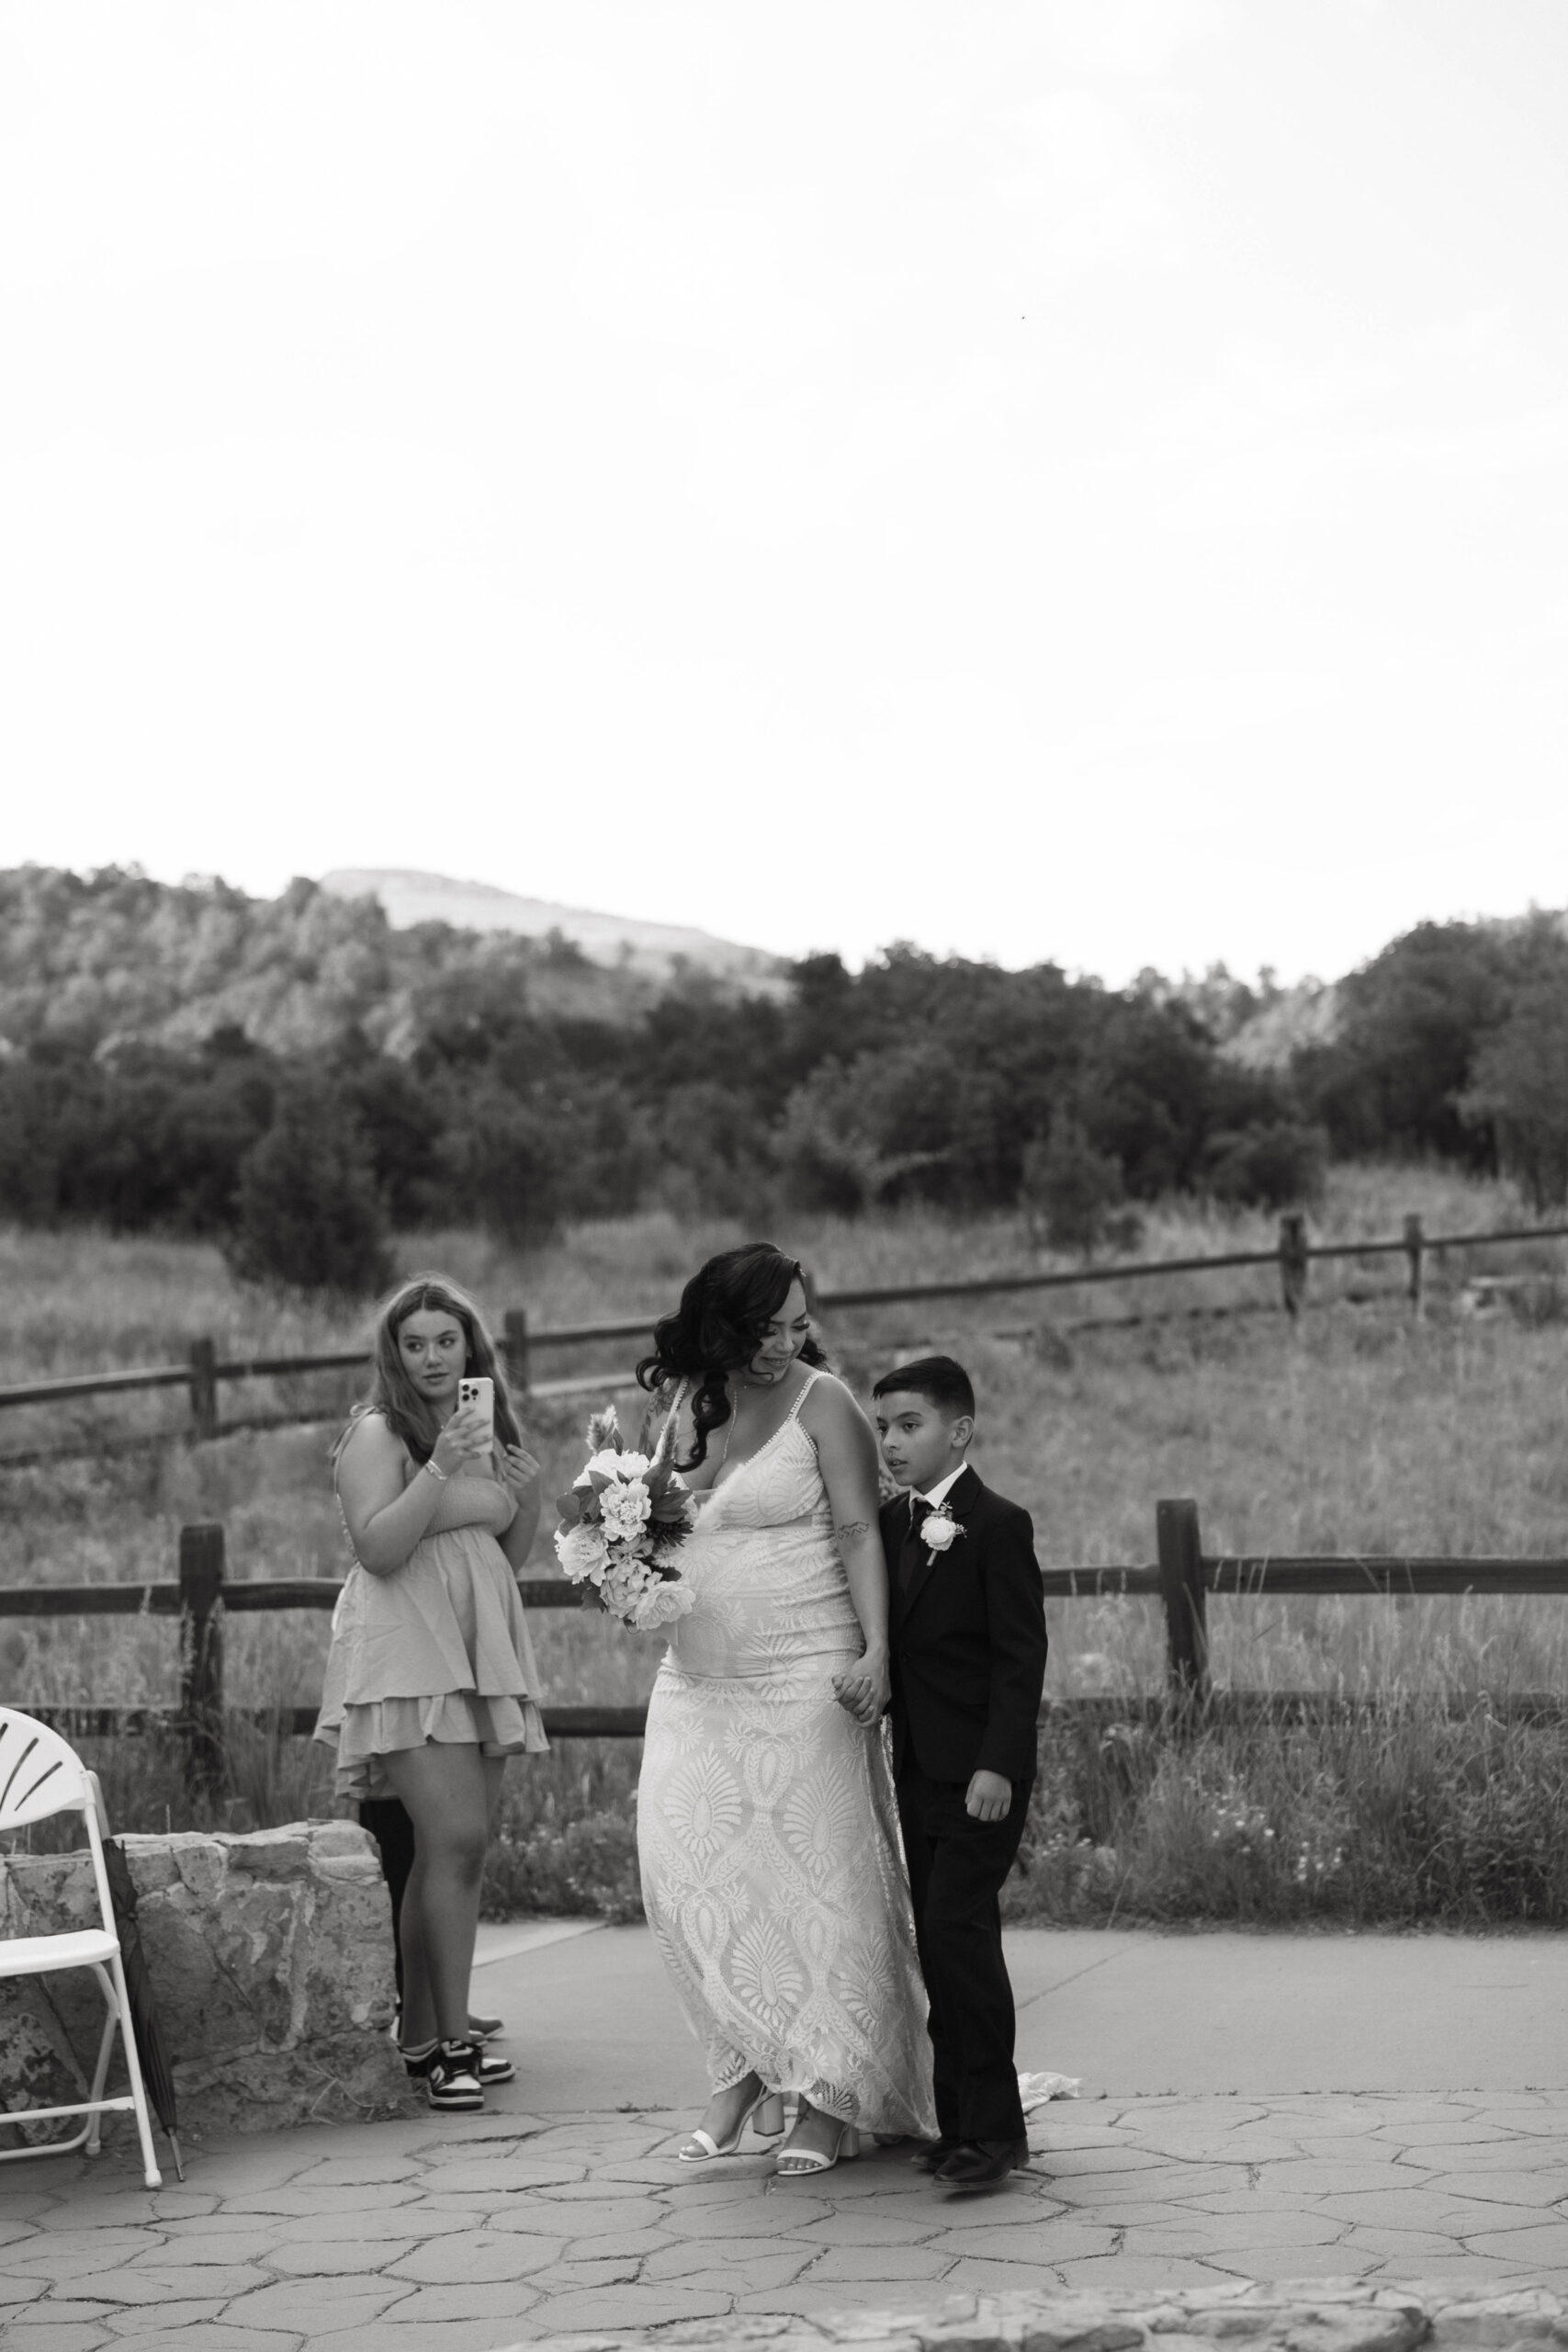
[3,2,1565,984]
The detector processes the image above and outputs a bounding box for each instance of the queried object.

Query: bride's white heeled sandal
[774,2120,860,2176]
[676,2085,779,2163]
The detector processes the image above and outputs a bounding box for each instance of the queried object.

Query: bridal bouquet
[553,1403,697,1630]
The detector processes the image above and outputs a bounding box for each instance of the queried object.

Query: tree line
[2,867,1565,1292]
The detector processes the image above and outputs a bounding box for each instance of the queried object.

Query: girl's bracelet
[423,1457,448,1484]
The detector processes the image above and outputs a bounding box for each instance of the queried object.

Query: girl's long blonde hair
[337,1272,523,1465]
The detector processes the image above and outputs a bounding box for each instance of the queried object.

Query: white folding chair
[0,1707,162,2188]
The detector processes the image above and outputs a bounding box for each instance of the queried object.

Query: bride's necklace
[717,1364,784,1470]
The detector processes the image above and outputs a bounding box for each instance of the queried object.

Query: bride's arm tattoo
[834,1518,870,1552]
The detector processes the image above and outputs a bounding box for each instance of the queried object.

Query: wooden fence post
[1279,1214,1309,1319]
[1404,1214,1425,1317]
[188,1337,219,1442]
[503,1308,531,1396]
[179,1522,226,1800]
[1156,1498,1209,1706]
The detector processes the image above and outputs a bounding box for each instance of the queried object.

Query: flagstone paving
[4,2087,1568,2350]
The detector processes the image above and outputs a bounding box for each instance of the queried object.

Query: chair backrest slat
[6,1752,64,1816]
[0,1709,91,1833]
[0,1727,40,1813]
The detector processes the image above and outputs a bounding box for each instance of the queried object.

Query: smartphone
[457,1375,495,1457]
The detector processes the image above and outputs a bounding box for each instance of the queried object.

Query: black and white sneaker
[401,2038,514,2098]
[392,2007,505,2044]
[410,2040,486,2110]
[468,2047,514,2086]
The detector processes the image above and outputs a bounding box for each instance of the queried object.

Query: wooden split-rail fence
[7,1210,1568,1790]
[10,1504,1568,1795]
[3,1212,1566,1466]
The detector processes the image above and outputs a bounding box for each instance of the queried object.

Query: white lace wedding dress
[637,1371,936,2137]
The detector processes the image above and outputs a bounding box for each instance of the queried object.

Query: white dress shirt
[911,1461,968,1515]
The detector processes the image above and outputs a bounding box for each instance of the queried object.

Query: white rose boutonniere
[922,1508,963,1564]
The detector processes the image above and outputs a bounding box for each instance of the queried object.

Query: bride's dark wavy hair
[636,1241,827,1471]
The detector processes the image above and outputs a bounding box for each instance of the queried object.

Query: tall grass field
[6,1164,1568,1928]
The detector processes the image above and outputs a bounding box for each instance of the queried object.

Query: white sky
[3,1,1565,985]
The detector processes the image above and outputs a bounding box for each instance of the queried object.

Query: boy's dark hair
[872,1355,976,1420]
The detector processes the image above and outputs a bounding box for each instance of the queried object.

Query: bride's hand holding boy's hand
[862,1647,891,1717]
[833,1647,889,1727]
[831,1673,878,1726]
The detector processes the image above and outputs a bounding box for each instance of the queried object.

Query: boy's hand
[965,1770,1011,1823]
[833,1648,889,1726]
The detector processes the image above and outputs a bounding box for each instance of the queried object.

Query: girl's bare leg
[383,1743,493,2047]
[484,1754,507,1833]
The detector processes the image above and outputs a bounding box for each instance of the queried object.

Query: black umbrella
[103,1837,186,2181]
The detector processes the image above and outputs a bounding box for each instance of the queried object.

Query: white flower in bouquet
[556,1521,608,1582]
[600,1479,653,1541]
[586,1448,650,1483]
[552,1390,697,1628]
[630,1578,695,1629]
[600,1559,639,1611]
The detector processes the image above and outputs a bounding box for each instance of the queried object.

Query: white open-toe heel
[774,2119,860,2177]
[677,2085,777,2164]
[751,2092,785,2141]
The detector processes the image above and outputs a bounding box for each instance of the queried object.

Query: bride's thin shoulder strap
[787,1367,825,1421]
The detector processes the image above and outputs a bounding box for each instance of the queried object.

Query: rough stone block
[0,1820,412,2143]
[227,1827,313,1882]
[496,2286,1558,2352]
[0,1981,89,2145]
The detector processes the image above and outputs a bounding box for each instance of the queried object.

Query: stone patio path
[4,1927,1568,2350]
[9,2084,1568,2348]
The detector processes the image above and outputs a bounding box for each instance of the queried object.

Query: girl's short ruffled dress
[313,1415,550,1801]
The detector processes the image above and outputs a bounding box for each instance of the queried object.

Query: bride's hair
[335,1272,522,1466]
[637,1241,827,1470]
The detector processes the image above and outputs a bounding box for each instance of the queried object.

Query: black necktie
[899,1497,931,1594]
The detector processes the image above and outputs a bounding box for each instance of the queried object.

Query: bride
[635,1242,935,2175]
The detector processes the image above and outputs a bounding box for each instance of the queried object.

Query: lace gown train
[637,1373,935,2138]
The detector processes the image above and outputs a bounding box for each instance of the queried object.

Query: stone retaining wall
[0,1819,414,2143]
[502,2284,1568,2352]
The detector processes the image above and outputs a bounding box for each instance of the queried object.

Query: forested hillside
[3,866,1567,1287]
[0,865,671,1056]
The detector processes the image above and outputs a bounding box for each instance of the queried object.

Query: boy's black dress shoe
[933,2135,1029,2191]
[909,2136,962,2173]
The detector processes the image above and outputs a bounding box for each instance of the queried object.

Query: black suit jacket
[882,1465,1047,1788]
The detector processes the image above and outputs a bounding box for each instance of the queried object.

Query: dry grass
[6,1162,1568,1920]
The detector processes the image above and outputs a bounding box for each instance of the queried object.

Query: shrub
[227,1080,392,1295]
[1004,1702,1568,1928]
[777,1054,945,1214]
[1021,1123,1141,1257]
[432,1081,567,1248]
[1461,976,1568,1211]
[481,1807,643,1923]
[1204,1119,1328,1211]
[1292,918,1514,1166]
[650,1080,779,1219]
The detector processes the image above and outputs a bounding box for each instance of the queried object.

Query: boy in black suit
[874,1356,1047,2192]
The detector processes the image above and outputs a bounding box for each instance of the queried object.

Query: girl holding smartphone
[315,1273,547,2111]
